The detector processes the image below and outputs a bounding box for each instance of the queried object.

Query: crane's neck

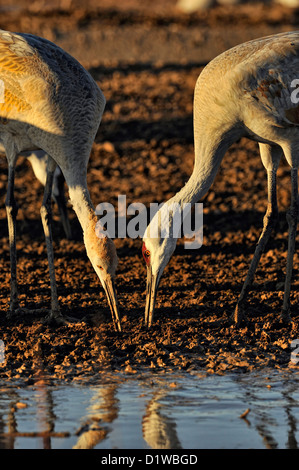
[68,184,108,262]
[68,184,95,232]
[169,122,243,208]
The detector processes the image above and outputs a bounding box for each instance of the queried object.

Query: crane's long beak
[103,276,121,332]
[145,265,160,328]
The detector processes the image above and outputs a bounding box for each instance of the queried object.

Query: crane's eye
[142,242,151,266]
[97,265,104,270]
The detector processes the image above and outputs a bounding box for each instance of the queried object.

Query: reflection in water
[0,380,70,449]
[236,373,299,450]
[73,384,119,449]
[0,370,298,449]
[0,387,18,449]
[0,338,71,449]
[282,378,298,449]
[142,390,181,449]
[35,379,56,449]
[236,376,279,449]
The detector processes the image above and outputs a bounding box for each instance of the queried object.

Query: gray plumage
[143,31,299,327]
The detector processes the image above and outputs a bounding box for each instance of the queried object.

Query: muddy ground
[1,0,299,383]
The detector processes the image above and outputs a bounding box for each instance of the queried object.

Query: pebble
[16,402,28,409]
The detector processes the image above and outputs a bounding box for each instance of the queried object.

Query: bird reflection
[1,373,299,449]
[282,378,298,449]
[73,383,119,449]
[237,373,299,450]
[0,379,68,449]
[0,388,18,449]
[142,389,181,449]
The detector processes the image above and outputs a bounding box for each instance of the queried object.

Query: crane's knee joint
[263,208,278,228]
[5,201,18,218]
[40,203,52,221]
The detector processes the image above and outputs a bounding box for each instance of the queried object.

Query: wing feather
[240,35,299,127]
[0,30,54,119]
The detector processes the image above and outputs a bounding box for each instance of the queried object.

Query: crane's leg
[233,143,281,326]
[233,169,278,325]
[52,168,72,240]
[5,152,19,316]
[40,157,65,325]
[281,168,298,322]
[27,151,72,240]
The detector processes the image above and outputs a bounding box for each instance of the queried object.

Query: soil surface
[1,0,299,383]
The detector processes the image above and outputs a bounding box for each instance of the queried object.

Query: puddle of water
[0,369,299,449]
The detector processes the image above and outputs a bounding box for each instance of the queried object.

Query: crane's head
[142,207,179,327]
[84,215,121,332]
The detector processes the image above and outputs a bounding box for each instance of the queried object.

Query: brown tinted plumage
[0,30,121,330]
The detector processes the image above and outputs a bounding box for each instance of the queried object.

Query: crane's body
[143,31,299,327]
[0,29,120,330]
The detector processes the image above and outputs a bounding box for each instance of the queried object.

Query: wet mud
[0,0,299,383]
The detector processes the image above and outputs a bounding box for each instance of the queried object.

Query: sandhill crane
[0,29,121,331]
[0,146,72,239]
[142,31,299,328]
[142,390,182,449]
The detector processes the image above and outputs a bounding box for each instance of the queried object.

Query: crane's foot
[6,305,46,321]
[42,310,78,326]
[6,304,77,326]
